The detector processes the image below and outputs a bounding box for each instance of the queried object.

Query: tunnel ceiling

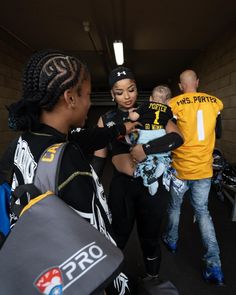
[1,0,236,92]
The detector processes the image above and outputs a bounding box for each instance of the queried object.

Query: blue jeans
[164,178,221,267]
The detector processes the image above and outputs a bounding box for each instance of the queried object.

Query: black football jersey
[135,101,173,130]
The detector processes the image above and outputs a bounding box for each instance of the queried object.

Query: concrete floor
[101,161,236,295]
[123,194,236,295]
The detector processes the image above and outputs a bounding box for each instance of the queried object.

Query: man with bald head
[162,69,225,285]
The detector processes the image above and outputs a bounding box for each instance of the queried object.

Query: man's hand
[130,144,146,162]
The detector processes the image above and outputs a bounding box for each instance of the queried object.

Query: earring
[112,97,114,102]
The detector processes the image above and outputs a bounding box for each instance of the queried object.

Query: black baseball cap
[109,66,135,88]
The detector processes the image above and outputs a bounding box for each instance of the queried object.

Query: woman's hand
[112,154,135,176]
[123,121,142,134]
[130,144,146,162]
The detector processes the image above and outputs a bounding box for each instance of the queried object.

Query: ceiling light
[113,40,124,65]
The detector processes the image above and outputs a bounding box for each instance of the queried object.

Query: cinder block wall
[0,29,31,156]
[0,26,235,164]
[193,26,236,164]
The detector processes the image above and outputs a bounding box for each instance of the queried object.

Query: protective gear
[212,149,236,187]
[222,165,236,186]
[143,132,183,155]
[213,149,225,171]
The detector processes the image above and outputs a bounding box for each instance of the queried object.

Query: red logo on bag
[34,242,106,293]
[34,267,63,295]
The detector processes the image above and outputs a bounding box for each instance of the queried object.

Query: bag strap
[33,142,68,195]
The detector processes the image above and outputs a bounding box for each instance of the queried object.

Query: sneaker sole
[204,278,226,286]
[203,274,226,286]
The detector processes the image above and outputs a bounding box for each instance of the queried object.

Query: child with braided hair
[7,49,138,294]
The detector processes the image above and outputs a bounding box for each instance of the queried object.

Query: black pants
[108,174,170,275]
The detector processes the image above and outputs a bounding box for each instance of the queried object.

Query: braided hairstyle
[8,49,89,131]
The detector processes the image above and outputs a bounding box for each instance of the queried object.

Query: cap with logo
[109,66,135,88]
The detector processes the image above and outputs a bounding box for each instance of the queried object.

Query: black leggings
[108,174,170,274]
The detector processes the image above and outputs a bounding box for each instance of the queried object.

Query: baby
[127,85,173,195]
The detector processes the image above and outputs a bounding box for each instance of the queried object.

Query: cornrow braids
[8,49,89,131]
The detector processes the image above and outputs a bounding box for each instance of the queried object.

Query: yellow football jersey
[169,92,223,180]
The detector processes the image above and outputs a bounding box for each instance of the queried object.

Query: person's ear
[149,96,153,101]
[196,78,199,88]
[178,83,183,92]
[64,88,76,108]
[111,90,115,102]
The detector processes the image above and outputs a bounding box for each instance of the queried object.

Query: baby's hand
[128,107,137,112]
[129,110,139,121]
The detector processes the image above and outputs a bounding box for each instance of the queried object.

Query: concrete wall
[192,25,236,164]
[0,29,31,156]
[0,25,235,164]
